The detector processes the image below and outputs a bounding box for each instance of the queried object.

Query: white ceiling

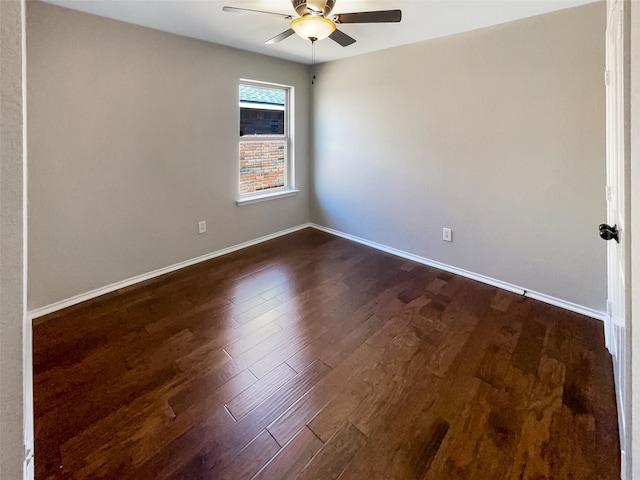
[42,0,599,64]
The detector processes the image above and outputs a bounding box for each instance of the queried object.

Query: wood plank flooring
[33,228,620,479]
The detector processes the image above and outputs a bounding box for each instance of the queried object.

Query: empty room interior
[2,0,638,479]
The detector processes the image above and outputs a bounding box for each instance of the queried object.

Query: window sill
[237,189,299,206]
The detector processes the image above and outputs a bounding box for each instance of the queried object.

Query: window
[238,81,296,204]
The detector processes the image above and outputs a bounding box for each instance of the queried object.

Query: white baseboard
[29,223,312,321]
[524,290,606,322]
[29,222,606,323]
[310,224,607,322]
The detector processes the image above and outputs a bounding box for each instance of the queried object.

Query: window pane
[239,140,286,194]
[239,85,286,136]
[240,108,284,136]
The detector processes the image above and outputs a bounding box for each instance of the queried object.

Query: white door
[604,0,628,476]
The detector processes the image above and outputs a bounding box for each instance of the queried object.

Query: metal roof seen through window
[240,85,285,106]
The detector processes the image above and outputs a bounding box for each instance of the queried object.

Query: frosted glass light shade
[291,16,336,41]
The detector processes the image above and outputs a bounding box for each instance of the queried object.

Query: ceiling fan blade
[222,6,292,20]
[335,10,402,24]
[265,29,295,45]
[329,29,356,47]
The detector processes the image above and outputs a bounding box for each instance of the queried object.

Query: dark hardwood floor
[33,228,620,479]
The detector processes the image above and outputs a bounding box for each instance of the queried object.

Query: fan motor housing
[292,0,336,17]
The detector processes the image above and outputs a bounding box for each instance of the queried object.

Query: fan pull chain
[311,38,316,85]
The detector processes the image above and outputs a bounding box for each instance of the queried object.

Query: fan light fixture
[291,15,336,41]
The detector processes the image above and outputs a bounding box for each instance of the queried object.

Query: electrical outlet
[443,228,452,242]
[198,221,206,234]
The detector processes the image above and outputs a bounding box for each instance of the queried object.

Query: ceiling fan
[222,0,402,47]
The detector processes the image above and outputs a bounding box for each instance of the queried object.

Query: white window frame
[237,80,298,206]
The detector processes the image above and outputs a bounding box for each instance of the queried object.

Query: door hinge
[606,185,613,202]
[605,70,610,86]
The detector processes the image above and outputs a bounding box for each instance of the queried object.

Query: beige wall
[311,3,607,311]
[0,0,29,478]
[27,2,311,310]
